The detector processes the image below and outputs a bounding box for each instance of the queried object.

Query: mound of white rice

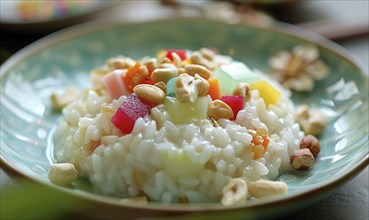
[54,51,303,203]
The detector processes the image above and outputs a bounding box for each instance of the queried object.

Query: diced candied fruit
[166,49,187,61]
[214,62,259,95]
[123,62,149,92]
[103,69,129,99]
[220,96,245,120]
[208,78,221,100]
[252,145,265,160]
[111,93,152,134]
[250,129,269,159]
[164,96,209,124]
[250,80,281,107]
[252,133,269,149]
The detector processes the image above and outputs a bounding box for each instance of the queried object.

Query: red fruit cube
[111,93,151,134]
[220,96,245,120]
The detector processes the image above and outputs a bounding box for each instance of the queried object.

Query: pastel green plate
[1,19,368,219]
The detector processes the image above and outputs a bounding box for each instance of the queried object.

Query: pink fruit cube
[103,69,129,99]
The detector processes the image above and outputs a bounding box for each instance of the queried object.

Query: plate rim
[1,18,368,213]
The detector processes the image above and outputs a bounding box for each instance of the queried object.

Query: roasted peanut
[175,73,208,102]
[181,64,212,80]
[175,74,197,102]
[154,81,167,93]
[143,58,157,73]
[133,84,166,104]
[151,63,178,83]
[248,180,288,198]
[221,178,247,206]
[194,74,210,96]
[208,100,234,120]
[190,51,215,70]
[300,134,320,157]
[48,163,78,186]
[290,148,315,170]
[233,83,251,101]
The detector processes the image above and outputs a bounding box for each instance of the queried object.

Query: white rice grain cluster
[54,54,304,204]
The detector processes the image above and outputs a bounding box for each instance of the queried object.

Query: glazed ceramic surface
[1,19,368,219]
[0,0,113,24]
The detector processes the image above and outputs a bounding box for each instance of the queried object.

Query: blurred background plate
[0,0,117,32]
[0,19,368,219]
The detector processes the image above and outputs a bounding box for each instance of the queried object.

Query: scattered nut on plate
[290,148,315,170]
[248,179,288,198]
[295,105,327,136]
[48,163,78,186]
[300,134,320,157]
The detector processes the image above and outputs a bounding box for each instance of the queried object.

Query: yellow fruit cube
[250,80,281,107]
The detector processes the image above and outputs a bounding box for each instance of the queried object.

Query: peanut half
[151,63,178,83]
[194,74,210,96]
[208,100,234,120]
[153,81,167,93]
[181,64,212,80]
[133,84,166,104]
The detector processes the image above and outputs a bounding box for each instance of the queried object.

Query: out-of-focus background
[1,0,368,219]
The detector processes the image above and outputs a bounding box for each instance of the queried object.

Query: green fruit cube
[164,96,209,124]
